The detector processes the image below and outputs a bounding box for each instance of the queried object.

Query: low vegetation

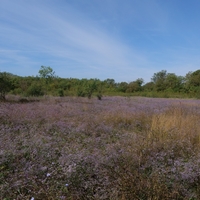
[1,96,200,199]
[1,66,200,99]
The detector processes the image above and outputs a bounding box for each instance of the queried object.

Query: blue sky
[1,0,200,83]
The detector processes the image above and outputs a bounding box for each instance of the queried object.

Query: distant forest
[1,66,200,100]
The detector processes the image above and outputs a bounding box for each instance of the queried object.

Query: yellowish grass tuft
[149,106,200,145]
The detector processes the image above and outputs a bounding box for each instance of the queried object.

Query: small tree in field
[0,72,12,101]
[38,66,57,95]
[85,80,97,99]
[38,66,56,83]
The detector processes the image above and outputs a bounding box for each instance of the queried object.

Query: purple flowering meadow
[1,96,200,199]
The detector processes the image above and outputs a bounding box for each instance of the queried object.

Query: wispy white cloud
[0,0,199,82]
[0,0,153,81]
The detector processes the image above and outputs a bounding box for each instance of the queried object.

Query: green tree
[143,82,155,91]
[126,78,144,93]
[151,70,167,91]
[38,66,57,94]
[0,72,12,100]
[165,73,184,92]
[117,82,128,93]
[85,79,98,99]
[38,66,56,84]
[104,78,116,88]
[184,70,200,95]
[94,79,103,100]
[26,82,44,96]
[188,70,200,87]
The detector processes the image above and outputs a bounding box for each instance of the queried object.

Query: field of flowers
[1,96,200,199]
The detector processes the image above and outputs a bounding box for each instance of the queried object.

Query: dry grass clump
[1,96,200,199]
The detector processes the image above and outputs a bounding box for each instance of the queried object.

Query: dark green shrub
[58,89,64,97]
[0,72,12,100]
[77,88,86,97]
[26,84,44,96]
[97,93,102,100]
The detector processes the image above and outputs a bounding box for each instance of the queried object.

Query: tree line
[1,66,200,100]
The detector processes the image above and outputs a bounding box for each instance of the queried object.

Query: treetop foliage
[38,66,57,82]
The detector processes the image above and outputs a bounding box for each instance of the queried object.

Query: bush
[57,89,64,97]
[77,88,86,97]
[26,83,44,96]
[97,93,102,100]
[11,88,23,95]
[0,72,12,100]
